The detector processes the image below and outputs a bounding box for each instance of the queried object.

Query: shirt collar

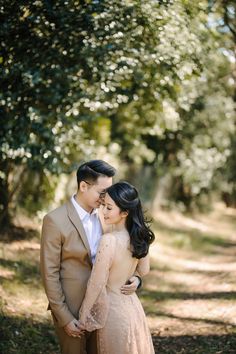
[71,195,98,221]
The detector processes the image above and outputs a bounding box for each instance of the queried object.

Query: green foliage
[17,170,58,215]
[1,0,208,170]
[0,0,235,223]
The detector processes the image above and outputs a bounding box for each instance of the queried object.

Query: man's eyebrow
[106,203,113,206]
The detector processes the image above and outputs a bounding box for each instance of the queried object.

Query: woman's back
[107,231,138,293]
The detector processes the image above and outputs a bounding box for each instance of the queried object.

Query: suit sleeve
[40,214,74,327]
[78,233,116,331]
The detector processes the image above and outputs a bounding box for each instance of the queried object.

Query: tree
[1,0,235,229]
[0,0,201,226]
[208,0,236,206]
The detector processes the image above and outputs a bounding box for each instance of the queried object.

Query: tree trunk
[0,161,11,230]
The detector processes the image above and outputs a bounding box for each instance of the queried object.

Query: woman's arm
[78,233,116,331]
[136,254,150,277]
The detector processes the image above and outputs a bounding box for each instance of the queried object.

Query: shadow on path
[148,310,235,328]
[154,220,236,254]
[140,289,236,301]
[152,333,236,354]
[1,226,39,243]
[0,257,40,287]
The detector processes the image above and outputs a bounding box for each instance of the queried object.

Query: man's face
[82,176,113,210]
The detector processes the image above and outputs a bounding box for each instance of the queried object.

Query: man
[40,160,141,354]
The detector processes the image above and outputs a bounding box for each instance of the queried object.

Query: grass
[1,204,236,353]
[0,230,61,354]
[0,313,58,354]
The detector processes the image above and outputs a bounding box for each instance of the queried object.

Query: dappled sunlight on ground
[0,238,49,323]
[144,204,236,347]
[154,202,236,239]
[1,204,236,353]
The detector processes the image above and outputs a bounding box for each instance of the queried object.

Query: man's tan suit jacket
[40,199,109,328]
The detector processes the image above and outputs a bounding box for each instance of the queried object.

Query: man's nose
[100,196,105,205]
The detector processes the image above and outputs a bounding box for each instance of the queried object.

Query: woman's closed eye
[103,205,112,211]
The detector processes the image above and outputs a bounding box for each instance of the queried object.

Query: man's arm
[120,254,150,295]
[120,275,141,295]
[40,214,76,328]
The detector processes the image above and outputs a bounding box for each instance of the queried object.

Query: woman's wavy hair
[106,181,155,259]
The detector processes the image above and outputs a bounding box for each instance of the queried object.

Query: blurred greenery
[0,0,235,230]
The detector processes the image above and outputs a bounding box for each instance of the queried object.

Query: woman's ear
[121,210,129,218]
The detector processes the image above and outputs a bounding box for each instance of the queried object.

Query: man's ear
[80,181,88,192]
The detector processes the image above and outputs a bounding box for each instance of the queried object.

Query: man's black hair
[76,160,116,188]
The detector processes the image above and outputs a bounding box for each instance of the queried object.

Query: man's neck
[74,193,93,214]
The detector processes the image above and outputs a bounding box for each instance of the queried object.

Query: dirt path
[1,205,236,353]
[144,204,236,353]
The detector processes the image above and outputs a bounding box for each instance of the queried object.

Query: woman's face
[103,193,127,225]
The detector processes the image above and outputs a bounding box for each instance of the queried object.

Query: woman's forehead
[104,193,115,205]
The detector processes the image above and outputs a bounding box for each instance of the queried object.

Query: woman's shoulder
[102,232,116,240]
[99,233,117,252]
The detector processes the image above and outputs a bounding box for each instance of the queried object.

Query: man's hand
[64,319,84,338]
[120,276,140,295]
[77,321,87,335]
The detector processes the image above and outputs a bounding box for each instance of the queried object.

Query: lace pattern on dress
[78,233,115,331]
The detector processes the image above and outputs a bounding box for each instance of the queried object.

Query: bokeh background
[1,1,236,353]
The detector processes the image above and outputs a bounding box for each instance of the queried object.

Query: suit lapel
[66,200,92,262]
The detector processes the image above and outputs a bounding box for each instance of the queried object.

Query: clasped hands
[64,276,140,337]
[64,319,85,338]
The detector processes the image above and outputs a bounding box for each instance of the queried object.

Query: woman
[78,181,155,353]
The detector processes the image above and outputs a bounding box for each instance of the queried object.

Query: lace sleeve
[136,254,150,277]
[78,233,116,331]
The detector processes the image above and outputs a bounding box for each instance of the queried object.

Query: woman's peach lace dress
[79,231,155,354]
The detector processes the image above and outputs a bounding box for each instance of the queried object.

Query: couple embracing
[40,160,155,354]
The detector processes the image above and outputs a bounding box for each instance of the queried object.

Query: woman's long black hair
[106,181,155,259]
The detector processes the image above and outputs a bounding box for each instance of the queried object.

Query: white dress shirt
[71,195,102,263]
